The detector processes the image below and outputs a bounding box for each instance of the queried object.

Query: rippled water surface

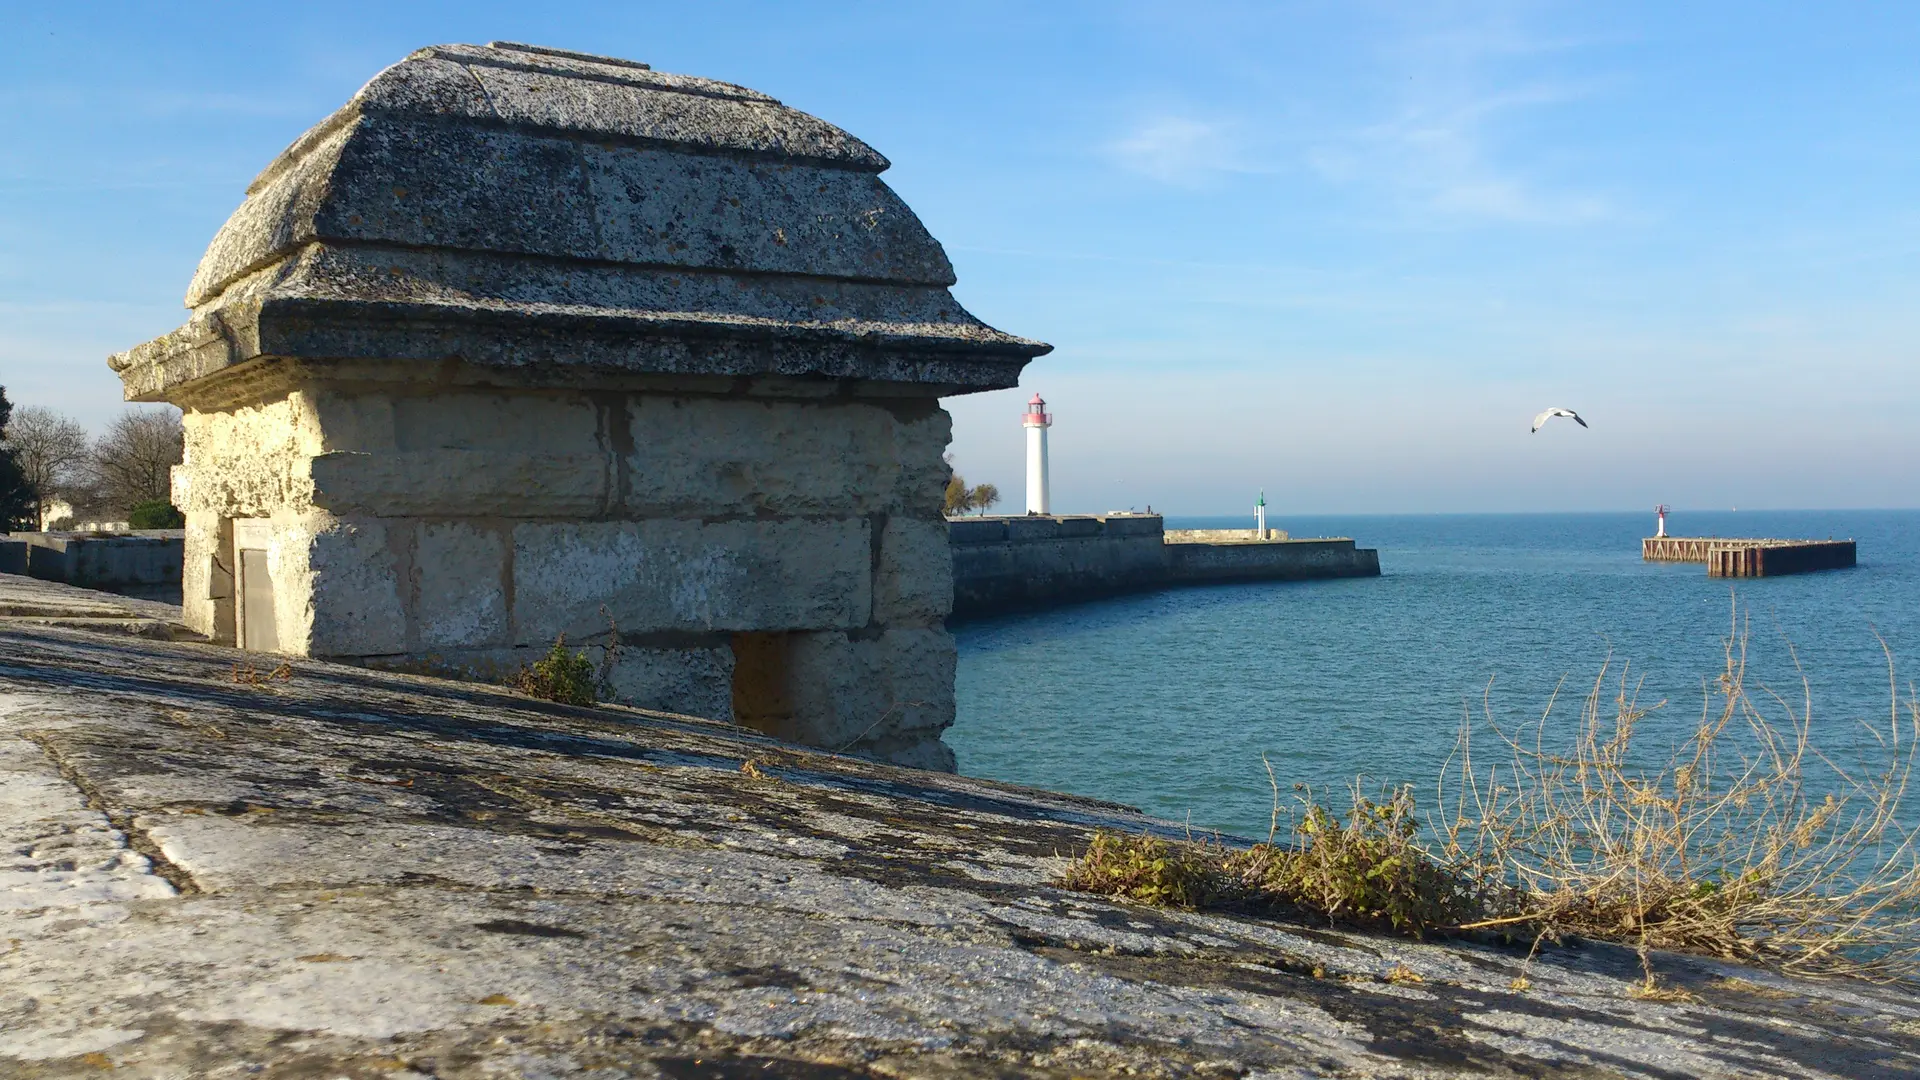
[950,510,1920,840]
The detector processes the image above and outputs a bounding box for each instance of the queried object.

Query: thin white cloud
[1107,114,1258,187]
[1306,10,1623,227]
[1332,85,1615,225]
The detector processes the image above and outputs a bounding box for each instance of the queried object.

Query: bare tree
[6,406,90,527]
[89,409,184,513]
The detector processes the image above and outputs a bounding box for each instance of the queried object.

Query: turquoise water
[950,510,1920,840]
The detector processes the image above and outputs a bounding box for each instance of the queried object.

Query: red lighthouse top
[1023,393,1051,427]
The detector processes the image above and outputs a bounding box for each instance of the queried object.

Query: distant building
[38,498,130,534]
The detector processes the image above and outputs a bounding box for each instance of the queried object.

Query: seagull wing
[1531,408,1554,433]
[1570,410,1589,428]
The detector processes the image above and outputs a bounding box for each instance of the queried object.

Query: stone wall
[176,382,957,769]
[949,515,1168,618]
[1164,536,1380,584]
[5,532,184,600]
[951,515,1380,619]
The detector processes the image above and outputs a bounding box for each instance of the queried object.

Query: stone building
[108,42,1048,770]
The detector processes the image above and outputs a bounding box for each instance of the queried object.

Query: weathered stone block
[413,523,508,650]
[511,518,871,642]
[180,511,221,639]
[306,451,611,517]
[307,390,398,454]
[287,514,407,657]
[892,408,952,515]
[390,393,602,454]
[874,737,958,774]
[624,397,896,516]
[179,395,318,517]
[603,646,734,721]
[785,626,955,757]
[873,516,952,623]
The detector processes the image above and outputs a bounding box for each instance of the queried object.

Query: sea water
[950,510,1920,840]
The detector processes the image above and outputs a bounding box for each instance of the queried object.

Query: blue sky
[4,2,1917,514]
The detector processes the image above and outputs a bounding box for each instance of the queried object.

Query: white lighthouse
[1256,489,1268,539]
[1023,393,1052,515]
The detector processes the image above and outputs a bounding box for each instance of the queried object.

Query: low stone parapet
[1163,527,1289,543]
[5,531,185,601]
[1165,536,1379,583]
[950,516,1379,618]
[951,515,1167,618]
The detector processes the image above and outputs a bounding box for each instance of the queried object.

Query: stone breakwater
[951,514,1381,620]
[1,619,1916,1077]
[1642,536,1858,578]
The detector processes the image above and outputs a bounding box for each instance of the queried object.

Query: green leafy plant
[1224,786,1501,936]
[511,635,599,706]
[1056,831,1229,909]
[1060,788,1498,937]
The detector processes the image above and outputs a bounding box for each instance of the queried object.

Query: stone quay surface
[107,42,1049,772]
[2,621,1917,1078]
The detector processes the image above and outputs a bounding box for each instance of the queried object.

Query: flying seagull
[1531,407,1588,433]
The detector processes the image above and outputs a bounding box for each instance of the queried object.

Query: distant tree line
[0,386,185,531]
[943,457,1001,517]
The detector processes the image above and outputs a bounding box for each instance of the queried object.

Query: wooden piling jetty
[1642,536,1856,578]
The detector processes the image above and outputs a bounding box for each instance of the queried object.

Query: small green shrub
[1059,788,1496,937]
[1223,788,1498,936]
[127,499,185,529]
[512,636,599,706]
[1056,831,1228,909]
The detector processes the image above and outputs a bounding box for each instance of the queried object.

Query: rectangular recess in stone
[511,518,871,643]
[239,548,280,653]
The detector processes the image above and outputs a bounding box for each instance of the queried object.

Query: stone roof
[110,42,1049,402]
[4,612,1920,1076]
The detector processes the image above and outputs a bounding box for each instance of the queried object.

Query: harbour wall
[1642,536,1857,578]
[950,515,1380,619]
[0,532,185,601]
